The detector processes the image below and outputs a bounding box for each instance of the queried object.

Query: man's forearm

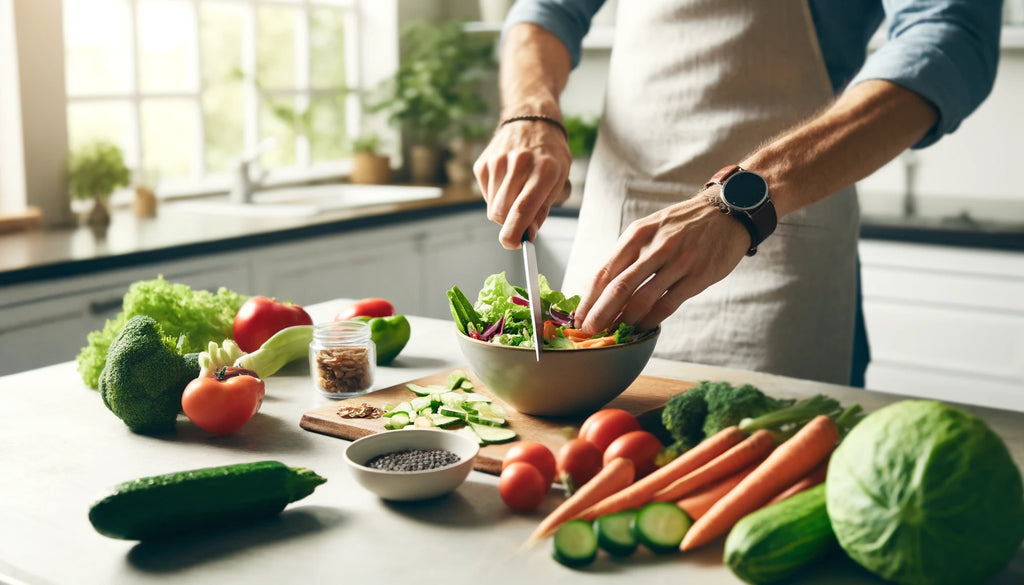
[741,80,938,218]
[499,23,573,121]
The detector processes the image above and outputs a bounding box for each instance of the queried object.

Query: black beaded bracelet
[498,115,569,140]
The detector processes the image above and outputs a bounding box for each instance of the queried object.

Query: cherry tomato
[499,462,548,513]
[556,438,604,489]
[334,297,396,321]
[502,442,557,486]
[233,296,313,353]
[603,430,663,478]
[578,408,642,452]
[181,371,265,435]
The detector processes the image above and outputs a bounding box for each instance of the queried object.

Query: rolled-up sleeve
[502,0,606,68]
[849,0,1002,148]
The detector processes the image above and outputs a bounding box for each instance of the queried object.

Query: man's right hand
[474,118,572,249]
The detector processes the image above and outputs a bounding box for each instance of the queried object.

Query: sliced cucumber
[405,383,436,396]
[428,413,462,428]
[438,405,469,420]
[409,395,433,412]
[455,425,484,446]
[445,370,473,390]
[467,413,506,427]
[458,393,492,404]
[384,412,411,430]
[633,502,692,553]
[552,519,598,568]
[468,422,517,444]
[595,510,639,556]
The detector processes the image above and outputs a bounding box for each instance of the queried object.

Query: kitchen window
[63,0,361,196]
[1,0,398,220]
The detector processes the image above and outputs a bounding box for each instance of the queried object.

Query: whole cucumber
[88,460,326,540]
[724,484,838,584]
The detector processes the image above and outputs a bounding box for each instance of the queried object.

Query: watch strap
[704,165,777,256]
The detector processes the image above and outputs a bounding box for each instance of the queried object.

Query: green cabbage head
[826,400,1024,585]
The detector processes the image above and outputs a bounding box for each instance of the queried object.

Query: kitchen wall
[432,1,1024,221]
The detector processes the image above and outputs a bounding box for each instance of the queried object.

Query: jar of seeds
[310,320,376,398]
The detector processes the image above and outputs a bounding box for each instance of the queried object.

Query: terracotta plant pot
[409,145,440,184]
[351,152,391,185]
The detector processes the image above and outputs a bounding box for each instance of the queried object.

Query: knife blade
[521,231,543,361]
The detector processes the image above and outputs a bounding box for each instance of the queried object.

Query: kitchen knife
[522,230,543,361]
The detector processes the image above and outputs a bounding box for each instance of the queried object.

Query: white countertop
[2,300,1022,585]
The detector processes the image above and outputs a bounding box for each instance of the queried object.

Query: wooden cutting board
[300,367,695,475]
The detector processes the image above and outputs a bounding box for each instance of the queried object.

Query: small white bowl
[343,428,479,501]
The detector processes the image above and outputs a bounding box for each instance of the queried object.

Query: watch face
[722,171,768,211]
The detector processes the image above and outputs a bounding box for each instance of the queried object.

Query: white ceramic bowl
[343,428,479,501]
[455,327,660,417]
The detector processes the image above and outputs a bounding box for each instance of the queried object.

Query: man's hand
[572,191,750,334]
[475,120,572,249]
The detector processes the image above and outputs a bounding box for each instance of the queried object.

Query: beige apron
[563,0,860,384]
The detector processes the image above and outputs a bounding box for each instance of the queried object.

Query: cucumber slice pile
[381,370,516,444]
[552,503,693,567]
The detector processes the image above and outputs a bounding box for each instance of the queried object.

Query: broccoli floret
[98,316,198,434]
[702,383,794,438]
[661,381,795,455]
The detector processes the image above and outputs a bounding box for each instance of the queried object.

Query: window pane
[310,8,346,89]
[137,0,197,93]
[200,2,244,87]
[309,95,348,162]
[200,2,245,173]
[260,97,298,168]
[66,102,134,160]
[141,100,197,181]
[63,0,133,95]
[257,5,297,89]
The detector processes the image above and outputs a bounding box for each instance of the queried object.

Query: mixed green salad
[447,272,652,349]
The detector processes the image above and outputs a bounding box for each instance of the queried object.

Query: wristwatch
[704,165,777,256]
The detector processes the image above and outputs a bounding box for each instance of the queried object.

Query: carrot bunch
[524,414,842,552]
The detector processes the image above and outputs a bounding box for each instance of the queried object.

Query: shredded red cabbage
[510,295,529,307]
[549,307,571,326]
[478,315,505,342]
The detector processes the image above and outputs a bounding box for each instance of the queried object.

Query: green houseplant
[350,133,391,185]
[563,115,600,199]
[67,140,131,229]
[370,21,495,183]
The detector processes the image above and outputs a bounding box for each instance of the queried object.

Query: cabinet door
[859,240,1024,412]
[0,254,251,376]
[251,228,423,313]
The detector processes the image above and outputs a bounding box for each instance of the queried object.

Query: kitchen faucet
[229,138,276,204]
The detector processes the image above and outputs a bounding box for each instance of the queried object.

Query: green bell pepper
[354,315,411,365]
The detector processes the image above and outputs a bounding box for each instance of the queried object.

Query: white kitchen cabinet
[0,254,252,375]
[859,240,1024,412]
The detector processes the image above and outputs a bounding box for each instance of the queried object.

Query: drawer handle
[89,297,124,315]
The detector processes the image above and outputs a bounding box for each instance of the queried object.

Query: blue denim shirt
[504,0,1003,147]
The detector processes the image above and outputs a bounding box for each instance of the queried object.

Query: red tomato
[181,372,265,435]
[334,298,396,321]
[556,438,604,489]
[499,462,548,513]
[603,430,663,478]
[578,408,642,452]
[502,442,557,486]
[233,296,313,353]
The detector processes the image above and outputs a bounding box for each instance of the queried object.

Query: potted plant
[350,134,391,185]
[369,22,495,184]
[67,140,131,230]
[564,115,600,199]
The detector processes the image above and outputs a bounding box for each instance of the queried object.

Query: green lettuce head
[826,400,1024,585]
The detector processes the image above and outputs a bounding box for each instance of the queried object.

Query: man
[473,0,1002,385]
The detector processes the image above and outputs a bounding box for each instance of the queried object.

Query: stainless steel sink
[169,184,443,217]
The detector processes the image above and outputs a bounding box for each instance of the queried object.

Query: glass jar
[309,320,376,399]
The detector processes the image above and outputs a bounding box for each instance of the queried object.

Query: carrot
[765,456,830,506]
[523,457,636,546]
[574,337,616,348]
[651,429,775,503]
[676,463,759,520]
[561,328,592,342]
[679,415,839,551]
[543,321,559,341]
[578,426,748,522]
